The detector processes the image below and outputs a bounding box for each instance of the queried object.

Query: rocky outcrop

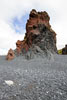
[6,49,15,60]
[16,40,23,54]
[62,45,67,54]
[7,9,57,60]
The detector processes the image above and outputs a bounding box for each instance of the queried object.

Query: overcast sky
[0,0,67,55]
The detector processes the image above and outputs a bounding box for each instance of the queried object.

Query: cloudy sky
[0,0,67,55]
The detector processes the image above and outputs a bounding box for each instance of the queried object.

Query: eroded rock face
[6,49,15,60]
[26,9,50,34]
[6,9,57,60]
[62,45,67,54]
[15,9,57,55]
[16,40,23,54]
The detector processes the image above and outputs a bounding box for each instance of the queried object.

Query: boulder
[62,45,67,54]
[6,49,15,60]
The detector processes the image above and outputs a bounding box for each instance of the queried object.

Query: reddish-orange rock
[6,49,15,60]
[26,9,50,34]
[16,40,23,54]
[16,39,29,54]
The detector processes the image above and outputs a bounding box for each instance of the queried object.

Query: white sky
[0,0,67,55]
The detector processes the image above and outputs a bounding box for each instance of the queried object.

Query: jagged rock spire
[6,9,57,60]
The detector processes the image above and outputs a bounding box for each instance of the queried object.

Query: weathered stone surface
[15,9,57,57]
[26,9,50,34]
[16,40,23,54]
[6,9,57,60]
[6,49,15,60]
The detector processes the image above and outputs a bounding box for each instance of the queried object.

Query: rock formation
[7,9,57,60]
[62,45,67,54]
[6,49,15,60]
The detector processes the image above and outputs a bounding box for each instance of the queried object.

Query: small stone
[5,80,14,86]
[19,84,21,86]
[46,91,49,94]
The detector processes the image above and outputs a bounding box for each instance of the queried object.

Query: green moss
[58,49,62,54]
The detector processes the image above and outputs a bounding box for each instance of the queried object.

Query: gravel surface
[0,54,67,100]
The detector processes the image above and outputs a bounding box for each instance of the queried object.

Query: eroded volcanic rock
[7,9,57,60]
[62,45,67,54]
[6,49,15,60]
